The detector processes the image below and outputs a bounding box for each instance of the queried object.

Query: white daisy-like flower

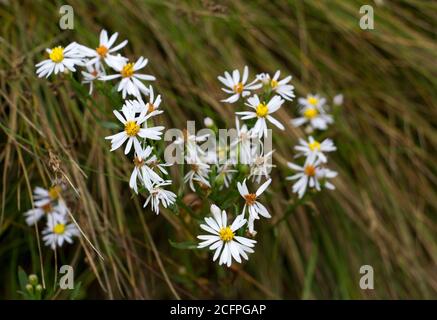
[257,70,295,101]
[100,57,155,98]
[32,185,64,208]
[291,105,333,130]
[79,29,128,69]
[105,106,164,155]
[42,215,79,250]
[35,42,84,78]
[218,66,262,103]
[298,94,327,111]
[198,204,256,267]
[237,179,272,233]
[184,157,211,191]
[287,158,338,198]
[143,181,176,215]
[129,146,164,193]
[294,136,336,163]
[24,202,67,226]
[126,85,163,114]
[81,64,105,94]
[249,150,275,184]
[236,95,285,138]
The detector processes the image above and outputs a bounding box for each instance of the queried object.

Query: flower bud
[204,117,214,128]
[25,284,33,293]
[35,284,43,292]
[28,274,38,286]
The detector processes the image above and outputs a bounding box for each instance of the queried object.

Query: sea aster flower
[287,158,338,198]
[298,94,327,110]
[294,136,336,163]
[100,57,155,98]
[79,29,128,69]
[129,146,164,193]
[42,215,79,250]
[32,185,64,208]
[105,105,164,155]
[35,42,84,78]
[249,150,275,183]
[216,161,238,189]
[218,66,262,103]
[291,105,333,130]
[24,202,67,226]
[81,63,105,94]
[198,204,256,267]
[237,179,272,233]
[257,70,295,101]
[143,181,176,215]
[236,95,285,138]
[184,156,211,191]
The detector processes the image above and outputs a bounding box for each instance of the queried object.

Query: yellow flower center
[303,107,318,119]
[41,203,53,213]
[49,47,64,63]
[219,226,234,242]
[270,79,278,88]
[48,186,62,200]
[244,193,257,206]
[124,121,140,136]
[256,103,269,118]
[307,97,319,106]
[96,45,108,57]
[233,82,244,94]
[121,63,134,78]
[53,223,65,235]
[133,157,144,167]
[308,140,321,151]
[304,165,316,177]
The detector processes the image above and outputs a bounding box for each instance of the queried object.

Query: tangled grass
[0,0,436,299]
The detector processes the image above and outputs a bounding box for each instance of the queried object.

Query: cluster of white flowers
[24,185,79,250]
[35,29,176,215]
[34,32,342,268]
[288,94,342,198]
[196,66,295,267]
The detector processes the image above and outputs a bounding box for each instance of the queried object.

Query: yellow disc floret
[256,103,269,118]
[307,96,319,106]
[233,82,244,94]
[304,165,316,177]
[303,107,318,119]
[49,47,64,63]
[124,121,140,136]
[270,79,278,88]
[308,140,321,151]
[48,185,62,200]
[219,226,234,242]
[53,223,65,235]
[121,63,134,78]
[96,45,109,57]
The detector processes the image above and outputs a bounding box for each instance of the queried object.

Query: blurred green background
[0,0,436,299]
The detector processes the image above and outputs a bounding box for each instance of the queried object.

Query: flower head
[218,66,262,103]
[237,179,272,233]
[100,57,155,98]
[143,181,176,215]
[36,42,84,78]
[236,95,285,138]
[257,70,295,101]
[79,29,128,69]
[198,204,256,267]
[294,136,336,163]
[287,158,338,198]
[42,215,79,250]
